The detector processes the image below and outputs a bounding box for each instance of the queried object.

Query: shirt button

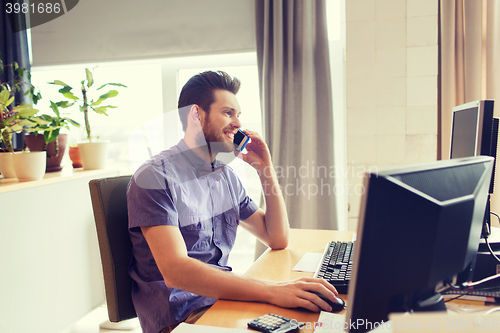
[216,241,220,246]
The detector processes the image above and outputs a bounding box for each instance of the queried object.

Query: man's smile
[224,131,236,141]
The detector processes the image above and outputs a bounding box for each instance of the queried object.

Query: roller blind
[31,0,256,66]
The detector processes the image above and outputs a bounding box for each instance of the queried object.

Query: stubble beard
[202,121,234,154]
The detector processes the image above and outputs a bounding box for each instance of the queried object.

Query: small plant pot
[25,133,68,172]
[12,151,47,181]
[0,152,16,178]
[78,142,109,170]
[69,146,83,168]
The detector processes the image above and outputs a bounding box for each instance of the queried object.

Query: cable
[439,212,500,293]
[483,307,500,316]
[490,211,500,222]
[444,295,464,303]
[463,273,500,288]
[485,236,500,264]
[483,212,500,263]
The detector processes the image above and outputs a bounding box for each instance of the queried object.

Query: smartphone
[233,129,250,152]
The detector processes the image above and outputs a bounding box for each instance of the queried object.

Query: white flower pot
[78,142,109,170]
[0,152,16,178]
[12,151,47,181]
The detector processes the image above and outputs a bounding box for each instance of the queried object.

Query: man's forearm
[259,164,290,249]
[161,255,339,313]
[237,130,290,249]
[162,255,272,301]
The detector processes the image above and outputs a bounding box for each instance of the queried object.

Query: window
[31,62,163,173]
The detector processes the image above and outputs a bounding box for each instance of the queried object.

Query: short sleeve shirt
[126,140,259,333]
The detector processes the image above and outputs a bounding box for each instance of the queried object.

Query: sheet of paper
[172,322,249,332]
[313,312,393,333]
[312,312,348,332]
[292,234,357,273]
[292,252,323,272]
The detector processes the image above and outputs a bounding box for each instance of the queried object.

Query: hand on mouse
[307,291,345,312]
[265,277,338,312]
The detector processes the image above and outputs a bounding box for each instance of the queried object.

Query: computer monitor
[345,156,494,333]
[450,100,498,238]
[450,100,497,193]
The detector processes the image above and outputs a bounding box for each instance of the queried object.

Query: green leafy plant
[26,100,80,157]
[0,59,40,152]
[49,68,126,142]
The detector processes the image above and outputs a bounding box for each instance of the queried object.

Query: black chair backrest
[89,175,136,322]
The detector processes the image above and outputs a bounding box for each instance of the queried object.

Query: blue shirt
[127,140,259,333]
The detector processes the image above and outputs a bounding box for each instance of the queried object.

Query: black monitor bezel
[345,156,494,333]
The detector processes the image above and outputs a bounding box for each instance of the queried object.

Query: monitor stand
[389,289,447,315]
[412,292,447,312]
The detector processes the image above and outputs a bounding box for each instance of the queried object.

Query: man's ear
[190,105,201,122]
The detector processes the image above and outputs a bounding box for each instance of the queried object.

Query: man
[127,71,338,333]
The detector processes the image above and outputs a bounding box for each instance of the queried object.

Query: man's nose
[232,116,242,129]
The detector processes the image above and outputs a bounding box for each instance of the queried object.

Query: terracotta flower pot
[25,133,68,172]
[69,146,83,168]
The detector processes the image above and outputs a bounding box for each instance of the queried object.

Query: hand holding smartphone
[233,129,250,152]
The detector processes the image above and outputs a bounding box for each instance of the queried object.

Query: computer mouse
[309,291,345,312]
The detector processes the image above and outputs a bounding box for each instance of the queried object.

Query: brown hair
[178,70,241,131]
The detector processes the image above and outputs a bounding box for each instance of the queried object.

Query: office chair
[89,175,139,329]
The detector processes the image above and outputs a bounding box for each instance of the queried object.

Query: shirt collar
[176,140,224,177]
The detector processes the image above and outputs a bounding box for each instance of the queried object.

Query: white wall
[0,171,118,333]
[345,0,439,230]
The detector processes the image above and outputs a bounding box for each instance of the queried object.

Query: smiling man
[126,71,338,333]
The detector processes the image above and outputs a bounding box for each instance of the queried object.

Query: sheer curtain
[255,0,338,231]
[440,0,500,214]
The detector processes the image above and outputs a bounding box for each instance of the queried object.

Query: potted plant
[0,90,40,178]
[0,60,41,179]
[24,100,80,172]
[49,68,126,170]
[11,148,47,181]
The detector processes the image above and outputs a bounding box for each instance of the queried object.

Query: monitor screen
[450,106,480,158]
[450,100,497,193]
[345,156,494,333]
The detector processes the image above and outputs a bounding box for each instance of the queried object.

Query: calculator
[247,313,304,333]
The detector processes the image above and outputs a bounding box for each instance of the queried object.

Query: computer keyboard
[443,288,500,303]
[314,241,355,294]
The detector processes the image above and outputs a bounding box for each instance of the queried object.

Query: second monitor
[345,156,494,333]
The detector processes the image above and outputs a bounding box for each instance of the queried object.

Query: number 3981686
[5,2,61,14]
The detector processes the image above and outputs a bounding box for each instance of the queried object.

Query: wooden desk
[196,229,354,332]
[196,229,500,332]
